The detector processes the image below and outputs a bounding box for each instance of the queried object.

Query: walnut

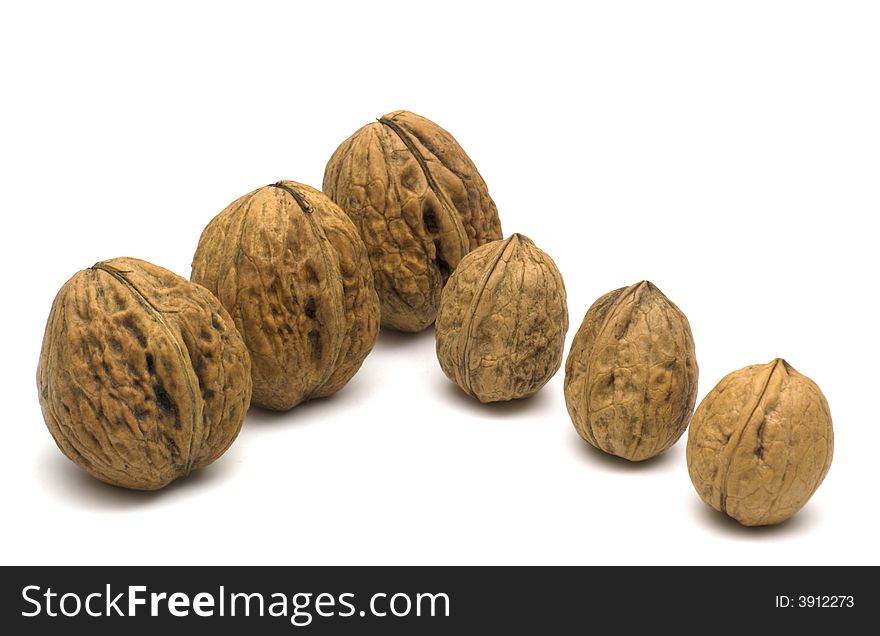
[191,181,380,411]
[434,234,567,403]
[686,359,833,526]
[36,257,252,490]
[564,281,698,461]
[323,110,503,333]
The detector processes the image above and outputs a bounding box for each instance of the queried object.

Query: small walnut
[323,110,503,332]
[435,234,568,403]
[36,257,252,490]
[192,181,380,411]
[686,359,833,526]
[564,281,698,461]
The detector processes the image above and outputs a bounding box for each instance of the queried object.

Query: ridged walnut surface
[323,110,503,332]
[435,234,568,403]
[37,257,252,490]
[191,181,380,411]
[564,281,698,461]
[686,359,833,526]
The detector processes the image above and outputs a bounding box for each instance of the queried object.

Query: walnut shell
[435,234,568,403]
[36,257,252,490]
[686,359,833,526]
[191,181,380,411]
[323,110,503,332]
[564,281,698,461]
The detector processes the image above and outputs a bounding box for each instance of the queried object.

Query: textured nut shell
[564,281,698,461]
[435,234,568,403]
[323,110,503,332]
[36,257,252,490]
[686,359,833,526]
[191,181,380,411]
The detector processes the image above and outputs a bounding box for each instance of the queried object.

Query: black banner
[0,566,873,633]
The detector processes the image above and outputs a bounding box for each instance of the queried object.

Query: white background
[2,1,878,565]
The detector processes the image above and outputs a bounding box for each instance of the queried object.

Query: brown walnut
[686,359,833,526]
[564,281,698,461]
[36,257,252,490]
[191,181,380,411]
[323,110,503,332]
[435,234,568,403]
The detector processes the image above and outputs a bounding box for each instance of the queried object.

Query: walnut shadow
[244,360,382,427]
[244,397,328,425]
[436,375,556,418]
[569,432,681,472]
[374,325,436,351]
[40,443,239,511]
[688,497,820,538]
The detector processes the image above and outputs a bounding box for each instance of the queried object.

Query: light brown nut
[435,234,568,403]
[191,181,380,411]
[564,281,698,461]
[323,110,503,332]
[36,257,252,490]
[686,359,833,526]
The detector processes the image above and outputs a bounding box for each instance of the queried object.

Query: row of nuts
[561,282,833,526]
[36,110,833,527]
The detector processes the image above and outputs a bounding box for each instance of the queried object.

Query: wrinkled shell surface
[323,110,503,332]
[37,257,252,490]
[435,234,568,403]
[686,359,833,526]
[564,281,698,461]
[192,181,379,411]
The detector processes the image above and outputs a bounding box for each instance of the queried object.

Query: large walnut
[435,234,567,403]
[192,181,379,411]
[564,281,698,461]
[687,359,834,526]
[323,110,503,332]
[37,258,252,490]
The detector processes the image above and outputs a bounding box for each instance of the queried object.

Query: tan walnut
[435,234,568,403]
[323,110,503,333]
[686,359,833,526]
[192,181,380,411]
[564,281,698,461]
[37,257,252,490]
